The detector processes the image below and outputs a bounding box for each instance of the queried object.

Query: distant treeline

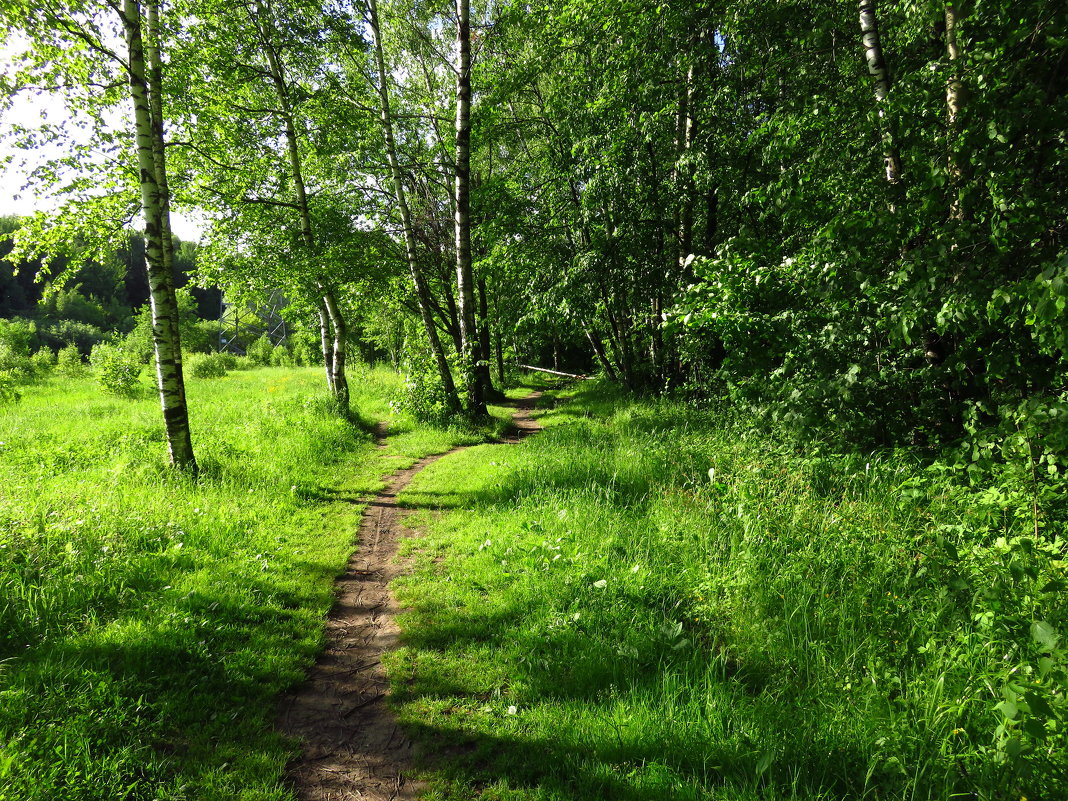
[0,216,220,353]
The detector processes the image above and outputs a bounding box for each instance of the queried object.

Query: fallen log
[518,364,588,379]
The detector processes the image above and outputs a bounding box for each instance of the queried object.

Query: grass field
[0,364,494,801]
[390,381,1068,801]
[3,370,1065,800]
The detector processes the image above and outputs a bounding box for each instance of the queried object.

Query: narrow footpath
[276,392,545,801]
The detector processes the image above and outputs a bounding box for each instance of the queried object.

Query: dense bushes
[0,317,38,354]
[124,292,223,363]
[391,346,457,424]
[186,352,230,379]
[245,333,274,365]
[37,319,108,354]
[0,371,20,405]
[0,318,52,385]
[89,343,142,397]
[289,329,321,367]
[57,344,84,376]
[0,341,37,380]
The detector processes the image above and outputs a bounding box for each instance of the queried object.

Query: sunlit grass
[390,381,1068,801]
[4,370,1063,799]
[0,364,485,801]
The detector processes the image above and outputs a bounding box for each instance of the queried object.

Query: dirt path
[276,392,544,801]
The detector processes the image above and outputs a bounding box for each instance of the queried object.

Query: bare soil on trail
[276,392,544,801]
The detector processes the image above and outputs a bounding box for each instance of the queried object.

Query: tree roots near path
[276,393,544,801]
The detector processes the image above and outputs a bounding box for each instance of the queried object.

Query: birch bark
[256,8,350,409]
[858,0,903,186]
[318,303,335,393]
[944,2,966,220]
[122,0,196,471]
[453,0,487,417]
[367,0,461,414]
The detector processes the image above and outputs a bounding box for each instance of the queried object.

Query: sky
[0,80,204,242]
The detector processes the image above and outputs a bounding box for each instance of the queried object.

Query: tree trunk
[583,324,618,382]
[495,329,505,386]
[453,0,487,418]
[318,302,334,392]
[123,0,196,472]
[144,0,173,275]
[675,56,697,270]
[439,258,464,355]
[944,2,966,220]
[322,288,349,409]
[368,0,461,414]
[703,189,718,255]
[859,0,903,186]
[476,277,497,399]
[258,17,349,409]
[645,140,666,382]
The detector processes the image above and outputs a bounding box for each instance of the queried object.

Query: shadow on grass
[0,567,333,799]
[396,438,661,514]
[394,614,876,800]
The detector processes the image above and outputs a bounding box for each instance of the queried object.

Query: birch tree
[365,0,462,415]
[178,0,355,408]
[943,1,966,221]
[452,0,487,416]
[122,0,196,468]
[0,0,196,470]
[858,0,903,187]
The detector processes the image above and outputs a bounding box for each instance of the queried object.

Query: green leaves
[1031,621,1060,653]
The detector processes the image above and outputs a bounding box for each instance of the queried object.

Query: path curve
[276,392,544,801]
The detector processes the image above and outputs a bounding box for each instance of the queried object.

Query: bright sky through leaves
[0,52,202,240]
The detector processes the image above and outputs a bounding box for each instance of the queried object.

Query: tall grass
[390,382,1068,800]
[0,364,483,801]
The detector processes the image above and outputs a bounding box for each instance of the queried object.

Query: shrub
[0,342,36,379]
[90,343,142,397]
[39,286,108,328]
[246,334,274,366]
[0,317,38,355]
[269,344,294,367]
[203,352,233,371]
[186,352,228,379]
[392,349,457,424]
[39,320,108,355]
[0,318,39,380]
[31,348,56,373]
[123,307,155,363]
[125,296,225,362]
[290,330,321,366]
[184,318,224,354]
[0,370,21,405]
[57,344,84,376]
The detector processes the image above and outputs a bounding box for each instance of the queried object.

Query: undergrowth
[390,380,1068,801]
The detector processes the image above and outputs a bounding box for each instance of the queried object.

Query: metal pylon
[218,289,288,355]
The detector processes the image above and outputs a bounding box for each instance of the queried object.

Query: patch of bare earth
[276,393,543,801]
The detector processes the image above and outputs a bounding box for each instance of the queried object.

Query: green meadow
[391,382,1068,801]
[1,371,1065,801]
[0,365,487,801]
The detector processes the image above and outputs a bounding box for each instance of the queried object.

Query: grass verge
[388,380,1068,801]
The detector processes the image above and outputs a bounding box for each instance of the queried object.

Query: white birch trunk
[944,2,966,220]
[318,303,335,393]
[122,0,196,471]
[859,0,903,186]
[453,0,486,417]
[257,10,350,409]
[367,0,461,414]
